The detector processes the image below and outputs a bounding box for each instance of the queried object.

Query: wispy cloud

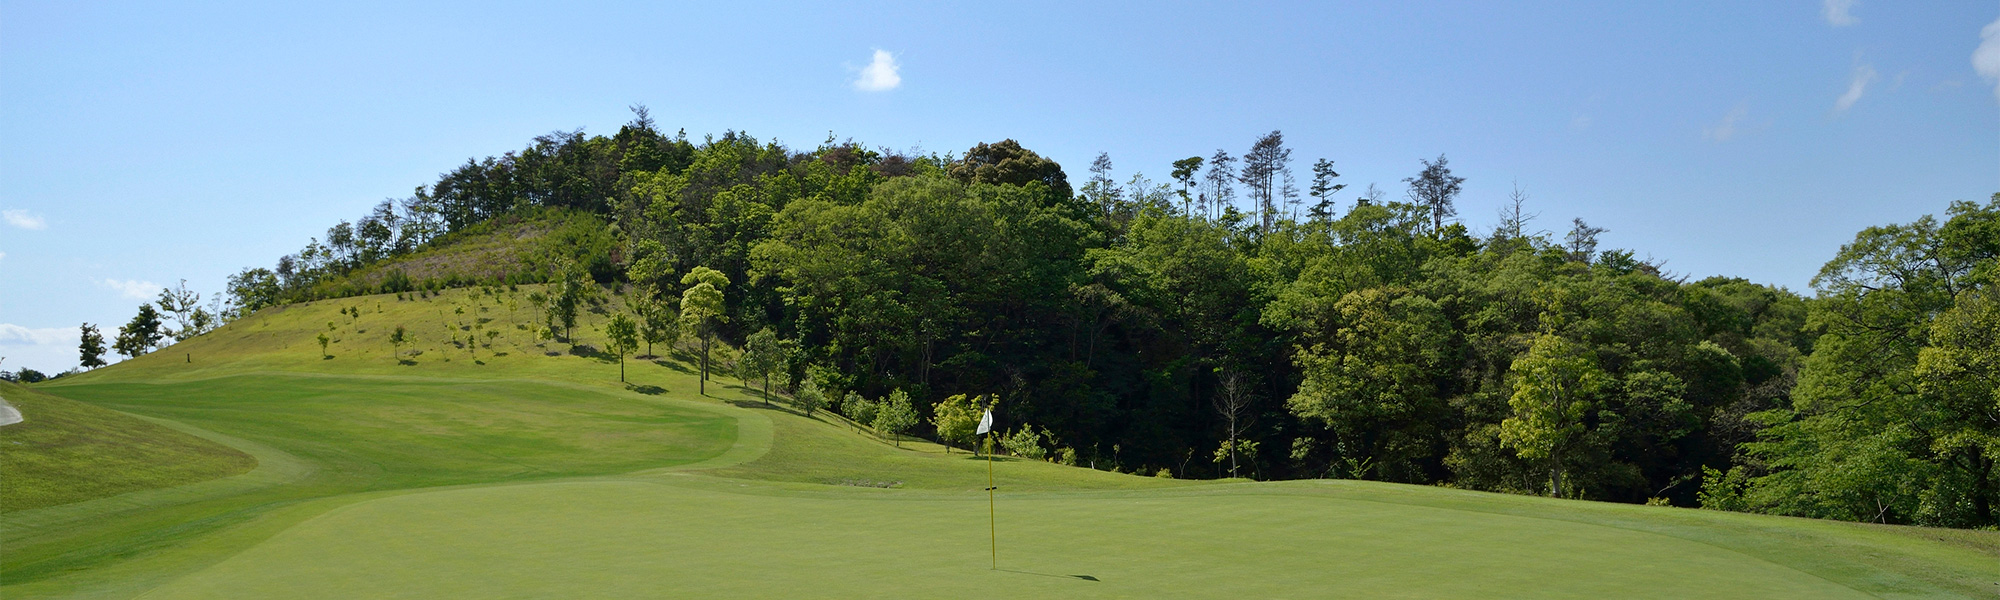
[1834,64,1877,112]
[3,209,46,230]
[1822,0,1858,27]
[853,49,901,92]
[1703,104,1749,142]
[1570,114,1593,130]
[0,324,75,346]
[100,279,160,301]
[1976,17,2000,102]
[0,324,90,373]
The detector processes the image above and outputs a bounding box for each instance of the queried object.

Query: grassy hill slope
[3,287,1997,599]
[0,381,255,511]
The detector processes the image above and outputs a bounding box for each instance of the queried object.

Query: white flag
[976,409,993,435]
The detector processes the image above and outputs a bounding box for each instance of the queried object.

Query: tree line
[145,107,2000,528]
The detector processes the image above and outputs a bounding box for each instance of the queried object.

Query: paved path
[0,395,22,426]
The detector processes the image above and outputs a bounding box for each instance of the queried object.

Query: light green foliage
[1001,425,1048,460]
[679,266,728,393]
[605,312,637,382]
[739,328,783,404]
[841,390,875,426]
[872,389,917,447]
[930,393,981,453]
[1500,334,1612,497]
[315,332,330,358]
[388,324,408,362]
[1213,439,1261,478]
[1736,197,2000,527]
[1285,287,1449,481]
[792,377,826,416]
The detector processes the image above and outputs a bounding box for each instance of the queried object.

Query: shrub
[1001,426,1046,460]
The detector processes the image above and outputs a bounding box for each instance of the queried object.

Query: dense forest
[144,108,2000,528]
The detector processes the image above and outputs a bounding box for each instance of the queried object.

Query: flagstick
[987,431,997,570]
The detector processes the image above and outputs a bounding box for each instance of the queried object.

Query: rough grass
[0,381,255,511]
[4,288,1998,599]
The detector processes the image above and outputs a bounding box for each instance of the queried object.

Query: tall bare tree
[1238,131,1293,233]
[1214,370,1256,479]
[1203,149,1236,218]
[1403,154,1465,236]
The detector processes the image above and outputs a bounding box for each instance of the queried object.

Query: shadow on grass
[626,384,666,395]
[397,359,418,366]
[651,359,696,375]
[962,454,1023,462]
[998,569,1099,582]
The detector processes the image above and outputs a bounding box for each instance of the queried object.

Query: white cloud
[1976,17,2000,102]
[0,324,87,374]
[1822,0,1858,26]
[0,324,75,346]
[1834,64,1877,112]
[1570,114,1593,130]
[3,209,46,230]
[101,279,161,301]
[1703,105,1749,142]
[852,49,901,92]
[0,251,7,262]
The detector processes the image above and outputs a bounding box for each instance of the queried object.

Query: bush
[841,391,877,427]
[1001,426,1046,460]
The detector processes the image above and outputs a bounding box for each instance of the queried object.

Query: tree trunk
[619,354,625,382]
[699,331,709,396]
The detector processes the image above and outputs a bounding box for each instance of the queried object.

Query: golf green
[132,478,1864,599]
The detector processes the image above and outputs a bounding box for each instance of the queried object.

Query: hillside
[6,289,2000,598]
[190,123,1999,528]
[0,382,255,510]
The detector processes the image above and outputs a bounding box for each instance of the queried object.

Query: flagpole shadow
[996,569,1099,582]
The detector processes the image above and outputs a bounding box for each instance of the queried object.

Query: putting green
[135,479,1862,599]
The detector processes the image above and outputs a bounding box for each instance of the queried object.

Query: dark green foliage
[78,323,107,369]
[113,305,164,358]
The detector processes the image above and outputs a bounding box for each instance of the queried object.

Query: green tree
[389,325,408,363]
[316,332,331,359]
[1500,334,1611,498]
[931,393,982,453]
[794,376,827,416]
[637,295,677,358]
[679,266,729,395]
[113,305,164,358]
[1283,288,1450,481]
[946,139,1072,199]
[1001,425,1047,460]
[550,260,591,347]
[606,312,638,382]
[1170,156,1203,213]
[155,280,204,342]
[1736,197,2000,527]
[78,323,108,369]
[874,389,918,448]
[741,328,784,405]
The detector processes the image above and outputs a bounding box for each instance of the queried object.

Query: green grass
[0,381,256,511]
[4,287,1997,599]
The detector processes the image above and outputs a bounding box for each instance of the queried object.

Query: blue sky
[4,1,1998,373]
